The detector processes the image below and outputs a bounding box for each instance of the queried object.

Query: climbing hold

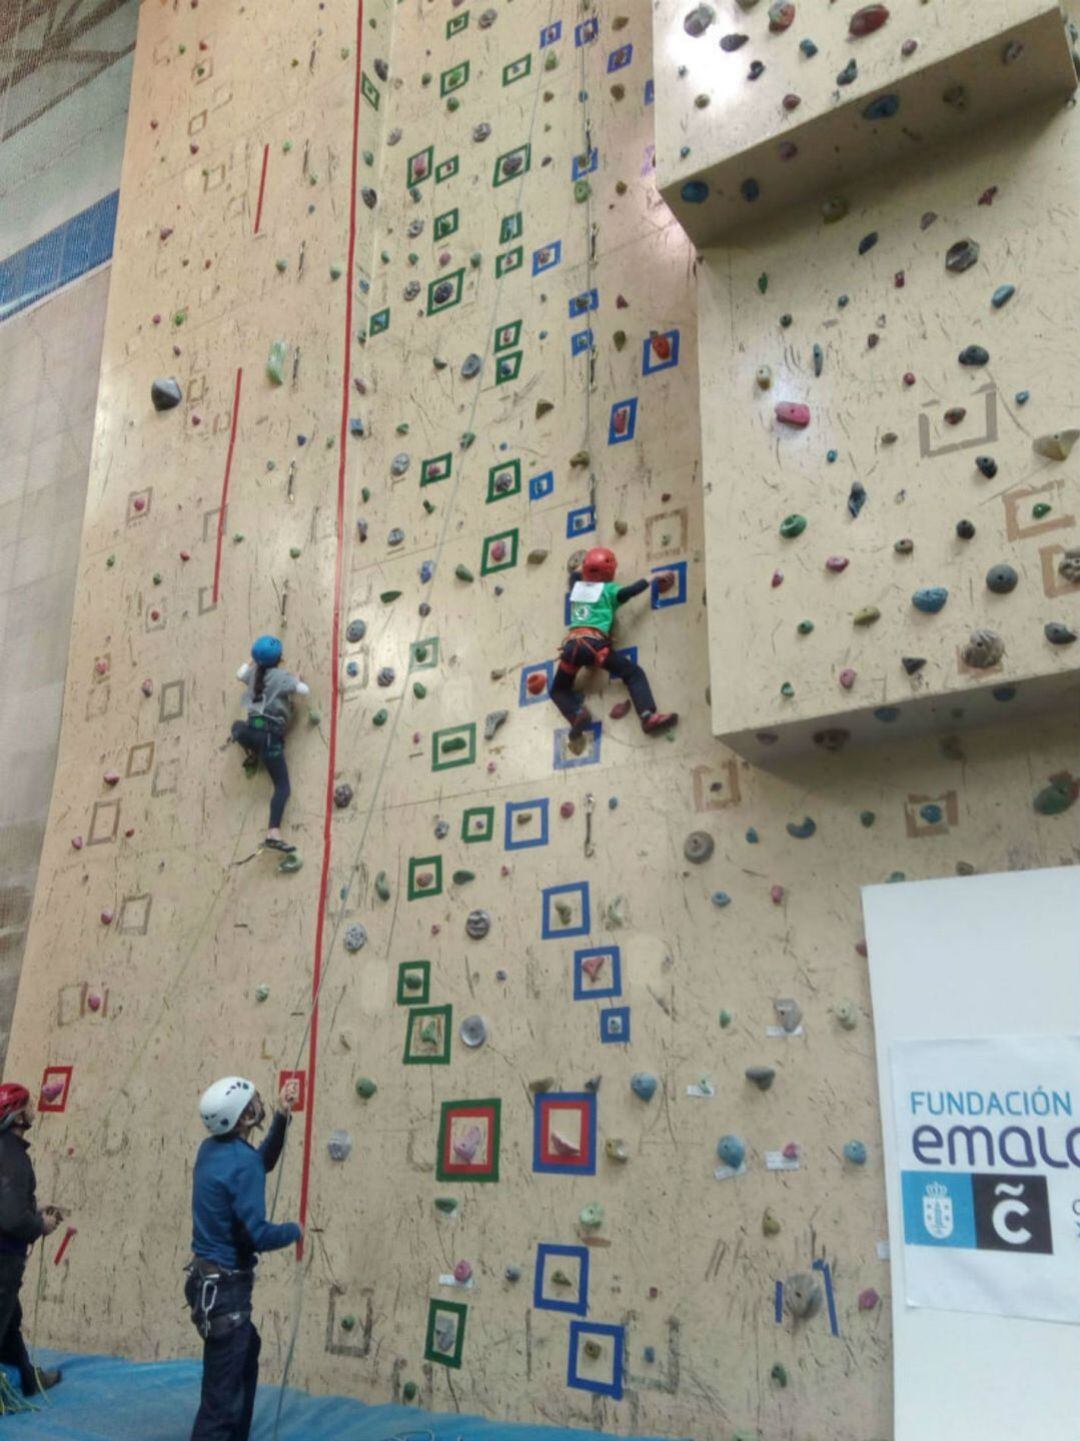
[986,563,1018,594]
[327,1130,353,1162]
[771,1363,789,1388]
[785,1273,823,1319]
[775,403,810,428]
[466,910,491,940]
[837,59,858,84]
[975,455,997,479]
[461,354,482,380]
[711,891,731,908]
[853,606,880,626]
[1033,502,1052,519]
[850,4,890,37]
[920,803,943,824]
[740,178,760,203]
[505,1266,522,1283]
[745,1066,775,1091]
[748,61,765,80]
[340,1315,357,1333]
[825,555,849,573]
[434,1197,458,1215]
[955,519,976,540]
[796,620,814,634]
[945,238,980,273]
[1058,550,1080,582]
[858,1287,880,1311]
[786,817,816,839]
[992,284,1016,309]
[1034,430,1079,461]
[526,673,547,696]
[1045,622,1077,645]
[455,564,475,583]
[346,619,366,643]
[631,1073,658,1101]
[453,1260,473,1288]
[943,83,968,109]
[843,1140,868,1165]
[768,1,795,30]
[912,587,948,614]
[483,710,508,741]
[278,853,303,873]
[334,783,353,809]
[782,93,801,112]
[344,924,367,953]
[459,1014,487,1048]
[863,93,900,120]
[812,343,823,377]
[1016,390,1030,405]
[684,831,714,864]
[755,365,773,390]
[821,197,848,225]
[847,482,866,519]
[680,181,709,205]
[103,770,120,787]
[838,668,856,690]
[355,1077,377,1099]
[390,453,410,478]
[579,1202,604,1229]
[1033,772,1079,815]
[774,998,802,1032]
[958,345,989,367]
[605,1138,630,1164]
[943,407,966,426]
[779,313,792,327]
[835,1000,858,1030]
[716,1134,746,1170]
[799,37,818,56]
[901,37,918,56]
[962,629,1004,668]
[377,667,395,688]
[719,1010,733,1028]
[762,1207,781,1236]
[151,377,183,411]
[894,538,914,555]
[721,31,749,50]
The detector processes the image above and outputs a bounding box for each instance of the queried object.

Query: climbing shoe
[642,711,678,734]
[23,1368,61,1396]
[264,837,296,853]
[568,708,592,738]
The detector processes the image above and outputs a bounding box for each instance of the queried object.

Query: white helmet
[199,1076,257,1135]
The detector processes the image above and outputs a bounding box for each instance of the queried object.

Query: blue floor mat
[1,1351,683,1439]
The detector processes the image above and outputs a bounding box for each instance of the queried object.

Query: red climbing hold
[71,837,84,850]
[903,371,916,386]
[141,679,154,696]
[616,294,629,309]
[150,609,161,622]
[839,668,856,689]
[825,556,850,573]
[87,994,102,1012]
[560,801,575,819]
[133,496,147,511]
[651,334,671,360]
[100,910,114,926]
[768,2,796,33]
[775,402,810,428]
[894,270,905,288]
[526,673,547,695]
[849,4,889,38]
[978,186,998,206]
[609,700,631,719]
[490,539,507,561]
[103,771,120,786]
[944,407,966,426]
[613,409,630,436]
[782,93,801,111]
[858,1287,880,1310]
[771,570,784,588]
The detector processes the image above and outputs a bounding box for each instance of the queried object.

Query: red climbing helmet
[582,547,617,582]
[0,1084,30,1131]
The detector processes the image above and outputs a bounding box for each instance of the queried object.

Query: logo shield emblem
[923,1182,954,1240]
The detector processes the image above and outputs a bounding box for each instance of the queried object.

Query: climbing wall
[7,3,1080,1439]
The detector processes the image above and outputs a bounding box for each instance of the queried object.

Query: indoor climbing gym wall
[6,3,1080,1441]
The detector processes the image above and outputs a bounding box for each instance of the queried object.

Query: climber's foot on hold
[264,836,296,853]
[568,708,592,738]
[642,711,678,735]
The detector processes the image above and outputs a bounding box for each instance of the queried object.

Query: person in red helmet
[550,547,678,736]
[0,1084,63,1398]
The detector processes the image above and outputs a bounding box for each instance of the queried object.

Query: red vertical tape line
[297,0,364,1258]
[53,1226,76,1266]
[211,367,244,605]
[253,143,270,235]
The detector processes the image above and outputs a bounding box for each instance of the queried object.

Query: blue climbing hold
[843,1140,868,1165]
[346,661,359,677]
[799,38,818,57]
[837,59,858,85]
[873,706,900,722]
[741,178,761,203]
[812,343,823,376]
[681,180,709,204]
[717,1134,747,1170]
[827,449,838,463]
[608,797,619,810]
[838,294,849,307]
[1015,389,1029,405]
[711,891,732,908]
[847,482,866,517]
[919,803,943,823]
[297,434,308,446]
[912,586,948,613]
[992,685,1017,702]
[786,816,816,839]
[420,560,434,583]
[745,827,759,844]
[992,284,1015,309]
[631,1072,658,1101]
[863,93,900,120]
[349,418,364,436]
[858,232,878,255]
[643,1346,656,1364]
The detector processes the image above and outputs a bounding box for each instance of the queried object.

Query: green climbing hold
[275,258,288,272]
[550,1269,573,1286]
[413,682,427,699]
[779,514,807,538]
[771,1363,788,1388]
[152,572,163,585]
[375,872,390,901]
[434,1197,458,1214]
[330,262,344,280]
[442,736,467,753]
[363,149,374,165]
[719,1010,733,1028]
[402,1382,418,1402]
[613,330,626,351]
[780,313,792,328]
[469,252,482,268]
[255,985,270,1002]
[354,1076,377,1098]
[1033,774,1078,815]
[422,500,435,514]
[757,273,768,294]
[341,1315,356,1331]
[455,564,475,582]
[574,180,591,202]
[278,853,303,873]
[545,52,558,70]
[396,422,409,434]
[380,590,402,603]
[373,708,388,726]
[289,546,301,559]
[860,811,875,827]
[797,620,814,634]
[460,432,475,448]
[780,682,795,697]
[361,487,371,502]
[283,140,293,152]
[106,555,115,567]
[447,96,460,112]
[1033,502,1052,518]
[307,707,322,726]
[579,1202,604,1228]
[853,606,881,626]
[174,311,185,327]
[452,870,475,885]
[886,871,906,883]
[233,533,244,544]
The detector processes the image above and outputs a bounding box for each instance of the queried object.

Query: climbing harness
[183,1258,254,1341]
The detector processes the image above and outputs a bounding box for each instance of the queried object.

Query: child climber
[231,636,309,853]
[550,547,678,737]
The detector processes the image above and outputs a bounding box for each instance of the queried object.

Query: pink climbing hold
[159,227,173,241]
[500,864,510,876]
[609,699,631,719]
[191,415,201,426]
[180,550,191,561]
[858,1287,880,1310]
[95,659,108,676]
[839,668,857,689]
[453,1260,473,1284]
[87,994,102,1012]
[141,679,154,697]
[453,1125,482,1163]
[150,609,161,621]
[581,955,606,981]
[413,731,421,744]
[782,1141,800,1161]
[100,909,114,926]
[771,570,783,588]
[103,771,120,786]
[490,539,507,561]
[978,186,998,206]
[151,314,162,326]
[41,1081,65,1102]
[825,556,849,573]
[124,827,135,837]
[71,837,84,850]
[413,154,429,179]
[133,496,147,512]
[560,801,575,818]
[775,402,810,428]
[417,872,434,889]
[770,885,784,904]
[549,1130,581,1157]
[778,141,798,161]
[431,924,441,936]
[486,761,496,773]
[903,371,916,386]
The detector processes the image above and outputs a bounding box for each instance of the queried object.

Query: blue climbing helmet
[251,635,283,667]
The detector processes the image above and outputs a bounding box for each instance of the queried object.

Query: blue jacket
[191,1111,301,1270]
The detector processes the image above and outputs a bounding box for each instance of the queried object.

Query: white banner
[891,1035,1080,1325]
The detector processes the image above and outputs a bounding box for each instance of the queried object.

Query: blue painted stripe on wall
[0,191,118,323]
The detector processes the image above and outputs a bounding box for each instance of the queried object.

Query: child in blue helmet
[230,636,309,852]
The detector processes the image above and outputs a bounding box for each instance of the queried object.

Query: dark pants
[0,1255,36,1393]
[189,1268,261,1441]
[231,721,290,829]
[550,636,656,723]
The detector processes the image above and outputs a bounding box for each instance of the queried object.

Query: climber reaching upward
[230,635,309,853]
[549,547,678,738]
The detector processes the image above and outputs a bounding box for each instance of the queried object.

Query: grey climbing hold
[461,353,482,379]
[684,4,715,35]
[484,710,508,740]
[863,93,900,120]
[716,1134,746,1169]
[460,1015,488,1048]
[434,820,450,839]
[327,1129,352,1162]
[848,482,866,518]
[1045,622,1076,645]
[774,998,802,1032]
[962,628,1004,668]
[1034,430,1079,461]
[958,345,989,366]
[945,238,980,272]
[403,280,421,301]
[799,37,818,56]
[472,123,492,142]
[432,281,454,305]
[361,187,377,209]
[835,1000,858,1030]
[821,197,848,224]
[745,1066,775,1091]
[684,830,714,863]
[377,666,395,687]
[334,783,354,808]
[785,1272,823,1319]
[912,586,948,613]
[786,817,816,839]
[720,31,748,50]
[478,7,497,26]
[151,377,183,411]
[344,924,367,953]
[812,343,823,377]
[374,58,388,80]
[986,563,1018,594]
[255,984,270,1003]
[466,909,491,939]
[956,519,976,540]
[390,453,410,477]
[631,1072,658,1101]
[387,528,405,547]
[505,1265,522,1282]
